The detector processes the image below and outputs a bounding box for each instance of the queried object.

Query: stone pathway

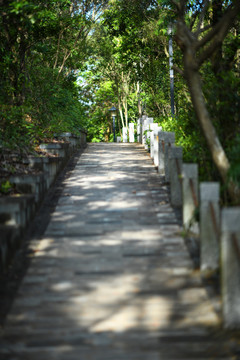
[0,143,232,359]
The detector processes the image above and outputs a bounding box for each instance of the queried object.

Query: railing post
[158,131,167,175]
[145,117,153,150]
[150,123,159,159]
[141,115,147,145]
[164,132,175,182]
[153,127,162,167]
[182,163,199,232]
[200,182,220,274]
[221,207,240,329]
[169,146,183,207]
[129,123,135,143]
[137,118,141,143]
[122,127,128,143]
[158,132,175,176]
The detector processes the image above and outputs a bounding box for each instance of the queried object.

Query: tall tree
[171,0,240,202]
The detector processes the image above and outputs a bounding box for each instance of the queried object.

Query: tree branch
[195,2,240,51]
[171,0,181,12]
[189,11,199,31]
[57,24,87,77]
[195,0,210,36]
[188,0,205,30]
[196,2,240,67]
[53,30,64,69]
[173,65,184,77]
[196,24,212,35]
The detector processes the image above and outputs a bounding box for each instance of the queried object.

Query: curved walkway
[0,143,232,359]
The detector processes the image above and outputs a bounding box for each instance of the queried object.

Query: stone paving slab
[0,143,232,359]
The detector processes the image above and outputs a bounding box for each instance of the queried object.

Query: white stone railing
[134,115,240,330]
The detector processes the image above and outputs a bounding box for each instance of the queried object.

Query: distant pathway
[0,143,231,359]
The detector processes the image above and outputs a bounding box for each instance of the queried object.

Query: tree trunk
[123,96,128,129]
[183,50,240,203]
[186,67,230,181]
[118,99,125,128]
[211,0,223,74]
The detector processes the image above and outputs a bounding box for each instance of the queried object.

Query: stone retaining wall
[0,130,87,273]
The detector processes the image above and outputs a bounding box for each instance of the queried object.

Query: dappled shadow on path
[0,143,231,360]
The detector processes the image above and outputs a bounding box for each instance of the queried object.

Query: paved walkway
[0,143,232,359]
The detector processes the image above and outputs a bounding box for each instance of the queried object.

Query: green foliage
[228,135,240,187]
[0,68,86,150]
[0,0,97,151]
[203,67,240,146]
[0,105,32,150]
[0,181,14,195]
[27,66,86,137]
[160,112,214,182]
[87,122,108,143]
